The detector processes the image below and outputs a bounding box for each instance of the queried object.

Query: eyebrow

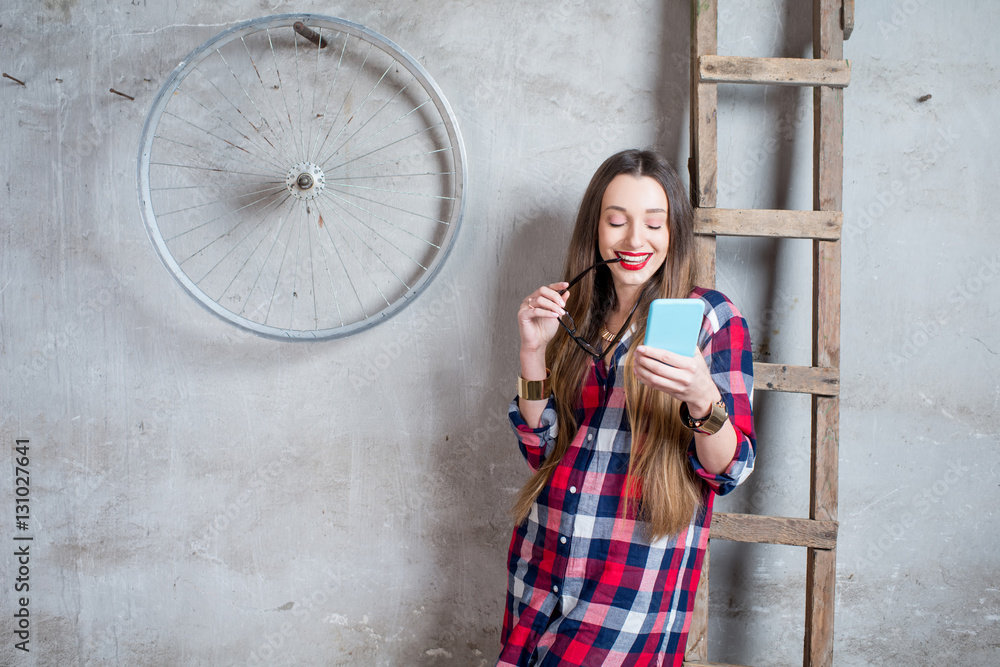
[604,205,668,214]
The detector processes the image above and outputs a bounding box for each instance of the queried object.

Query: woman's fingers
[633,346,698,393]
[636,345,695,370]
[524,295,563,314]
[536,285,568,311]
[519,299,561,320]
[634,345,716,404]
[634,355,689,393]
[634,347,692,385]
[520,284,569,318]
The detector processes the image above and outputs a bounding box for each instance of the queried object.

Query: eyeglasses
[557,258,641,361]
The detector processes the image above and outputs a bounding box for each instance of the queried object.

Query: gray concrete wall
[1,0,997,665]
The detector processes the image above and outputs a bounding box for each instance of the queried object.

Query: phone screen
[643,298,704,357]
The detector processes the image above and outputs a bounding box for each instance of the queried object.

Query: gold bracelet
[679,399,729,435]
[517,369,551,401]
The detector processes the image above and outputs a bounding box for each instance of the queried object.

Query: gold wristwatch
[680,398,728,435]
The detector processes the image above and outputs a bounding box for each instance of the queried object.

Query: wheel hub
[286,162,325,200]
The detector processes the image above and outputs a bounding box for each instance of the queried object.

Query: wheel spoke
[214,48,295,167]
[150,159,278,180]
[266,27,297,159]
[318,190,429,272]
[323,120,445,173]
[314,197,370,317]
[292,25,306,158]
[326,170,454,181]
[318,199,394,307]
[323,182,450,228]
[185,68,290,171]
[238,202,296,319]
[198,194,292,288]
[155,183,286,219]
[308,34,350,162]
[319,86,425,170]
[319,68,412,166]
[162,97,285,175]
[178,191,288,267]
[241,34,298,162]
[218,195,295,302]
[154,132,282,178]
[165,187,286,242]
[311,42,373,167]
[325,180,455,202]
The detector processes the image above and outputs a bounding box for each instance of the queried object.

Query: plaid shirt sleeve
[508,396,560,471]
[687,287,756,496]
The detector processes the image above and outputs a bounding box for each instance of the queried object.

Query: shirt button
[553,585,559,593]
[587,433,594,441]
[569,486,577,494]
[560,536,567,544]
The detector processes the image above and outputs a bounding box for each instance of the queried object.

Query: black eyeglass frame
[557,258,642,362]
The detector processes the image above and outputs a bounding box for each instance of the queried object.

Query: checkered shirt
[499,287,756,667]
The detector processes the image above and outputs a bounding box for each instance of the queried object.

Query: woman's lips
[615,252,652,271]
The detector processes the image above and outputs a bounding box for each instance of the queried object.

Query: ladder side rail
[805,0,844,665]
[685,0,719,661]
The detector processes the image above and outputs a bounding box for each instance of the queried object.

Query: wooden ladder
[683,1,852,666]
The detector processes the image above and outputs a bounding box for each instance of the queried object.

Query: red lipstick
[614,252,652,271]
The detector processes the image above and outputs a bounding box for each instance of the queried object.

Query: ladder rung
[695,208,842,240]
[754,362,839,396]
[700,55,850,88]
[711,512,839,550]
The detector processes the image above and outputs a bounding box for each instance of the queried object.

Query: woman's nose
[626,224,644,247]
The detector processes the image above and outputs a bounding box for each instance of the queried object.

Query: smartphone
[643,298,704,357]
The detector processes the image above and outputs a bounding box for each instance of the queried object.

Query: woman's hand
[518,282,569,354]
[633,345,721,418]
[517,283,569,427]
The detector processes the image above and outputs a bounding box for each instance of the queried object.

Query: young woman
[499,149,755,666]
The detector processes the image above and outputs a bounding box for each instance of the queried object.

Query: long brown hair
[512,149,703,540]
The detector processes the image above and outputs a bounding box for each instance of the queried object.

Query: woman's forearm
[692,419,739,475]
[518,347,549,429]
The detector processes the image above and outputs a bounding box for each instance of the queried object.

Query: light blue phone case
[643,299,704,356]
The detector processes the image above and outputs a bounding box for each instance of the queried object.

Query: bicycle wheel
[137,14,466,340]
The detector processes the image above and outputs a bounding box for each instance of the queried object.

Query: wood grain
[753,363,839,396]
[695,208,842,240]
[700,55,850,88]
[690,0,718,209]
[805,0,844,664]
[685,3,717,661]
[710,512,838,550]
[685,546,709,661]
